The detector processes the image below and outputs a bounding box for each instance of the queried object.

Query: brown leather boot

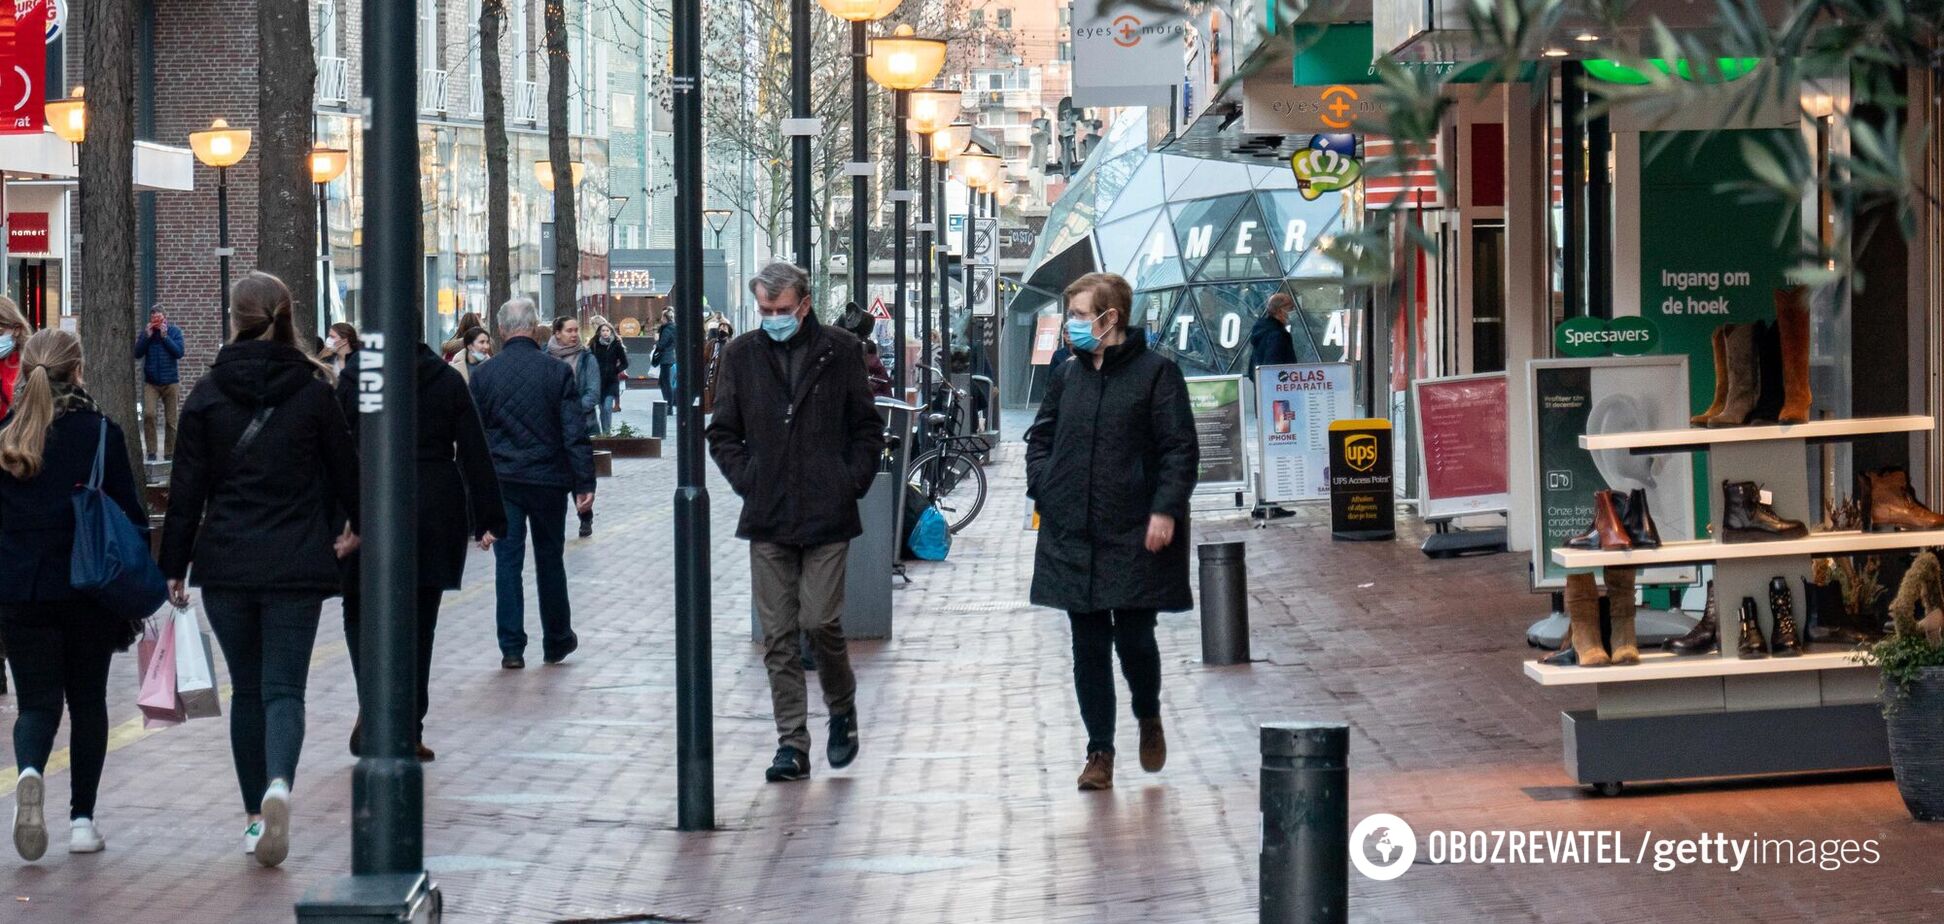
[1774,287,1812,423]
[1565,490,1632,550]
[1605,567,1640,664]
[1138,717,1166,772]
[1864,467,1944,530]
[1077,751,1114,790]
[1691,325,1729,425]
[1565,572,1609,667]
[1707,323,1760,427]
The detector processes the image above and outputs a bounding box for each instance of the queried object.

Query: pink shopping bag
[137,611,184,728]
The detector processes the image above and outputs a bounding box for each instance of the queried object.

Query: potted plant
[592,422,661,459]
[1863,550,1944,821]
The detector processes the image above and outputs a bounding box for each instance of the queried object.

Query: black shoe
[1768,577,1803,656]
[501,655,525,669]
[828,710,859,769]
[543,634,579,665]
[1668,580,1720,655]
[349,717,363,756]
[1721,480,1809,542]
[1622,488,1662,548]
[765,746,811,782]
[1537,645,1578,666]
[1737,597,1769,658]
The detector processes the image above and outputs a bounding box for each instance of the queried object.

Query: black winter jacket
[468,336,596,493]
[706,312,885,546]
[1248,314,1298,378]
[591,336,629,397]
[0,408,148,604]
[1026,333,1198,613]
[160,340,360,594]
[335,345,508,591]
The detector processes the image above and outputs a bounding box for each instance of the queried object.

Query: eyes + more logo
[1111,14,1141,47]
[1351,814,1417,881]
[1074,15,1185,48]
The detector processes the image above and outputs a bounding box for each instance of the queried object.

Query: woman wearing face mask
[319,322,360,377]
[1025,272,1198,793]
[448,326,493,385]
[588,319,629,434]
[0,296,36,419]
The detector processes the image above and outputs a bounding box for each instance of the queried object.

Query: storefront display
[1688,292,1813,428]
[1564,488,1660,551]
[1720,480,1809,542]
[1857,467,1944,530]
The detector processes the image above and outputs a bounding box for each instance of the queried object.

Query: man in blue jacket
[132,307,185,461]
[469,297,596,668]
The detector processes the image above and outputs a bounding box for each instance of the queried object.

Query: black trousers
[0,602,125,820]
[1068,609,1162,756]
[343,586,444,741]
[201,590,325,815]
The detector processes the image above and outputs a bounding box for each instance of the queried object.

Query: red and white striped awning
[1362,136,1442,209]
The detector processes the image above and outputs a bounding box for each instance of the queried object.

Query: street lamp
[703,207,732,248]
[533,159,585,191]
[931,121,970,384]
[310,146,350,329]
[907,88,958,413]
[190,117,252,341]
[950,149,1001,380]
[867,22,947,400]
[817,0,901,312]
[47,87,87,144]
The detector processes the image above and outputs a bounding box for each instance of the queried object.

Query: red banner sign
[0,2,47,135]
[8,212,48,254]
[1413,373,1510,517]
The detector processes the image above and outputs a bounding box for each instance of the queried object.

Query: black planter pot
[1886,665,1944,821]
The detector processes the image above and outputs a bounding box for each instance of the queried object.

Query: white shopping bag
[171,604,223,720]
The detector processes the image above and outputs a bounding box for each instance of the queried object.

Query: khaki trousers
[144,382,179,459]
[751,540,858,752]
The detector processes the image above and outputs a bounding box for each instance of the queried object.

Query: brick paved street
[3,435,1941,923]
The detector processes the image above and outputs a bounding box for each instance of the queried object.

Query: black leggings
[1,602,128,820]
[343,586,444,741]
[1068,610,1162,756]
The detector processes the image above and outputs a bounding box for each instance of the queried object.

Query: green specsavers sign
[1554,316,1660,357]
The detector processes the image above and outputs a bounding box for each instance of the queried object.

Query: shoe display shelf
[1530,414,1932,796]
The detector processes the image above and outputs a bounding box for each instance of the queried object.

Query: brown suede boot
[1078,751,1114,791]
[1138,717,1166,772]
[1774,287,1812,424]
[1605,567,1640,664]
[1707,323,1760,427]
[1691,325,1729,425]
[1864,467,1944,530]
[1565,572,1609,666]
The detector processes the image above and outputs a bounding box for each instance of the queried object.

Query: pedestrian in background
[320,322,360,377]
[470,297,594,669]
[549,314,602,536]
[702,317,733,413]
[707,263,883,783]
[589,317,629,434]
[838,307,892,400]
[0,330,148,861]
[649,307,677,414]
[1026,271,1198,792]
[449,325,492,385]
[133,306,185,462]
[1247,291,1299,379]
[0,296,35,419]
[336,340,504,762]
[442,311,484,361]
[160,271,360,868]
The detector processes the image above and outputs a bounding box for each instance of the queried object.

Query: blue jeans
[597,394,615,435]
[202,590,324,814]
[495,482,575,658]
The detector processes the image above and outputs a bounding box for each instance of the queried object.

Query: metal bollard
[1260,721,1348,924]
[1199,541,1251,664]
[652,401,669,439]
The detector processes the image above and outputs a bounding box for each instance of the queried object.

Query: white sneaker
[242,820,263,855]
[12,768,46,861]
[255,781,290,868]
[68,818,104,854]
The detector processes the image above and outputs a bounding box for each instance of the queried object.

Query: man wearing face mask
[1247,292,1299,379]
[706,262,884,783]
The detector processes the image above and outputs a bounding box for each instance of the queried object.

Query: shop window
[1167,194,1246,276]
[997,8,1012,29]
[1470,223,1505,373]
[1193,282,1283,374]
[1195,198,1282,282]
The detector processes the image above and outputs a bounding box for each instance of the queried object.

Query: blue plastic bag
[909,505,952,561]
[70,420,168,620]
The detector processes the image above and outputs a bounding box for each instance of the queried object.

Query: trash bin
[1198,541,1250,665]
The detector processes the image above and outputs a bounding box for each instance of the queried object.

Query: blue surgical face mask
[1065,316,1100,352]
[762,311,801,342]
[469,350,490,364]
[0,334,13,359]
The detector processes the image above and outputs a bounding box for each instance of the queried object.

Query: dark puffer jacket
[468,336,596,493]
[705,312,884,546]
[160,340,360,593]
[1026,332,1198,614]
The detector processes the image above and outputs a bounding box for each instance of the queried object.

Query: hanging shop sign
[1328,419,1394,540]
[0,0,48,134]
[1256,362,1354,503]
[1583,58,1760,86]
[1287,23,1530,86]
[1185,375,1249,493]
[1071,2,1183,107]
[1240,70,1383,135]
[1553,315,1661,357]
[609,267,658,295]
[7,212,50,256]
[1411,372,1509,520]
[1527,356,1696,590]
[1289,138,1362,201]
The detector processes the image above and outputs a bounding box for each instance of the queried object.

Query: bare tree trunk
[544,0,578,322]
[482,0,511,335]
[257,0,318,342]
[81,0,144,484]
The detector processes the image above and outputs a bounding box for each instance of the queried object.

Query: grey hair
[498,296,538,334]
[749,262,810,301]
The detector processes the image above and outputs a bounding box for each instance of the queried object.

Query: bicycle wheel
[907,450,987,533]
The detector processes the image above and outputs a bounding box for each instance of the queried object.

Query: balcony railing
[468,71,483,119]
[317,56,349,106]
[513,80,541,124]
[419,68,450,115]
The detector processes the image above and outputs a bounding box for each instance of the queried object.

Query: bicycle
[907,377,989,534]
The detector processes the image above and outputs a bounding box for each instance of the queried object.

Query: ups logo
[1342,434,1379,472]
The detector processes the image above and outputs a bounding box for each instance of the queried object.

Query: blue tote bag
[70,419,168,619]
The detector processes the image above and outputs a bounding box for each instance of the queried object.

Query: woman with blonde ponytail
[0,330,149,861]
[159,270,359,868]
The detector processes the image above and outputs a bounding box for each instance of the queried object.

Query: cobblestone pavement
[3,430,1941,922]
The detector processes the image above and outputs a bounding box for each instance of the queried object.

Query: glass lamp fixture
[866,24,948,91]
[907,88,961,135]
[46,87,86,144]
[189,118,252,168]
[930,121,972,163]
[534,160,586,191]
[310,147,350,185]
[953,150,1001,191]
[815,0,900,21]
